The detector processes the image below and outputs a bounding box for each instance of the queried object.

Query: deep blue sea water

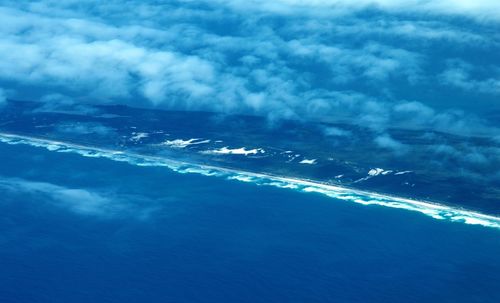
[0,142,499,303]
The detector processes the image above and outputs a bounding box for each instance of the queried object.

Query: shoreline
[1,132,499,229]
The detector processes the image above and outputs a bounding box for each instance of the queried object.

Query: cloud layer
[0,0,499,137]
[220,0,500,20]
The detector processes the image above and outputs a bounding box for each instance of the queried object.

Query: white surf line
[1,132,499,229]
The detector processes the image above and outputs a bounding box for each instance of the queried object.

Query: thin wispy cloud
[0,176,158,219]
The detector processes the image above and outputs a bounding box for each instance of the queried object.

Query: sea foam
[1,132,499,229]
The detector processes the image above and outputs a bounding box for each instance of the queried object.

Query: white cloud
[218,0,500,21]
[428,144,498,168]
[0,177,113,216]
[0,176,155,219]
[323,126,351,137]
[287,40,422,83]
[440,60,500,95]
[374,134,408,154]
[0,1,498,137]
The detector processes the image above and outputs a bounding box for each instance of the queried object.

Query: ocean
[0,137,499,303]
[1,1,500,302]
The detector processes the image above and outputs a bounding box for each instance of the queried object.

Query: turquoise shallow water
[0,142,499,302]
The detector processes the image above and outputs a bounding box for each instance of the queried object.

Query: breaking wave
[1,132,499,229]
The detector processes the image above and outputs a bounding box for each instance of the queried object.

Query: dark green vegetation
[1,100,499,215]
